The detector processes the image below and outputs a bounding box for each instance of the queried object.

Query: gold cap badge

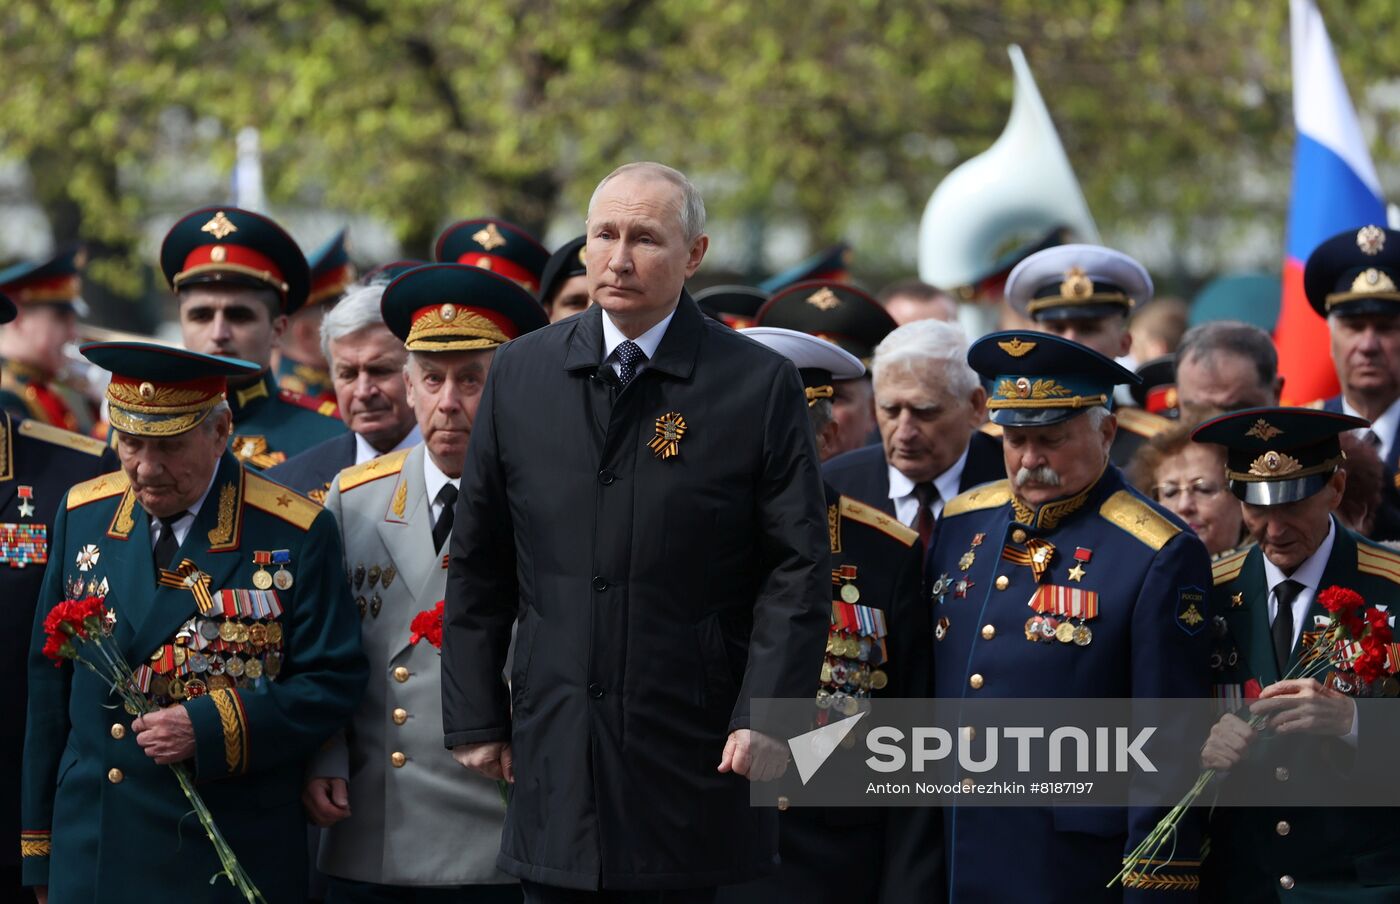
[1060,266,1093,301]
[806,287,841,311]
[1248,449,1302,477]
[201,211,238,241]
[1245,419,1282,441]
[472,223,506,251]
[1357,225,1386,256]
[997,338,1036,357]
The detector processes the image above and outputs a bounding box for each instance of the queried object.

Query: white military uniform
[315,443,512,887]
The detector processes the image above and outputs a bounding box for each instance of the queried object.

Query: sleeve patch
[1176,586,1207,635]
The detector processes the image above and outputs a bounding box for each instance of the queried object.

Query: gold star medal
[648,412,687,460]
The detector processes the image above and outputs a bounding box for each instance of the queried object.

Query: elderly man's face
[404,350,494,478]
[117,411,232,519]
[875,364,985,483]
[828,377,876,459]
[1003,411,1114,507]
[1037,315,1132,360]
[547,274,592,323]
[1330,313,1400,403]
[1176,350,1278,411]
[1241,471,1344,573]
[179,285,286,370]
[585,174,707,329]
[329,325,414,451]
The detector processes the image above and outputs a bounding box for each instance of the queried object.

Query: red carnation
[1243,678,1262,701]
[1318,586,1365,614]
[409,601,445,650]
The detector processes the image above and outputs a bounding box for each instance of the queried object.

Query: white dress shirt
[1342,396,1400,462]
[1261,517,1336,654]
[424,451,461,525]
[148,470,219,551]
[888,446,969,527]
[354,425,422,466]
[601,307,677,379]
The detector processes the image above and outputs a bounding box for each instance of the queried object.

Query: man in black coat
[442,163,830,903]
[821,319,1004,547]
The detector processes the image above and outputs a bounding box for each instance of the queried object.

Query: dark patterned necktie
[913,482,940,551]
[433,484,458,553]
[616,340,646,386]
[1272,579,1303,672]
[153,511,187,573]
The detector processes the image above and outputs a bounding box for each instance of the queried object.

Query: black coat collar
[563,290,703,381]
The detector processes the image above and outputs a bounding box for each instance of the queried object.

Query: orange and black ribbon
[1001,538,1056,583]
[158,558,214,613]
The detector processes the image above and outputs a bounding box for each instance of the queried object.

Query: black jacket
[820,430,1006,517]
[443,295,830,890]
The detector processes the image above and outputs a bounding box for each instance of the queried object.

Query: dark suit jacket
[442,295,830,891]
[820,429,1006,517]
[1322,394,1400,541]
[267,431,357,500]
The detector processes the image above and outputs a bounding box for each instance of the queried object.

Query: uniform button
[592,576,608,592]
[107,768,123,784]
[1279,875,1295,890]
[392,708,408,726]
[1011,529,1027,543]
[598,469,616,485]
[588,682,605,699]
[390,752,407,768]
[1275,766,1290,782]
[393,666,410,683]
[1276,820,1290,836]
[110,723,126,740]
[995,576,1009,591]
[981,624,996,640]
[969,673,984,690]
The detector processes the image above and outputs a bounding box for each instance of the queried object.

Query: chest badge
[17,486,35,519]
[648,412,687,460]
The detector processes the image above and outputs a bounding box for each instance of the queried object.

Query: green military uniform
[277,228,356,407]
[1193,407,1400,901]
[21,342,367,901]
[159,207,348,468]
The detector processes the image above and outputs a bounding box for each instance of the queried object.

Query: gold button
[1012,529,1027,543]
[777,795,790,811]
[107,768,123,784]
[392,708,408,726]
[1279,875,1295,890]
[390,751,407,768]
[1276,820,1290,836]
[110,723,126,740]
[969,673,984,690]
[1275,766,1289,782]
[995,576,1009,591]
[392,666,410,683]
[981,624,995,640]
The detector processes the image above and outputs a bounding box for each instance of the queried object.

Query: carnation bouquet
[43,596,266,903]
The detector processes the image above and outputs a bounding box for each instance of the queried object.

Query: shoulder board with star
[839,495,918,547]
[1099,490,1181,551]
[1211,546,1251,585]
[1356,538,1400,585]
[66,471,130,510]
[942,480,1012,519]
[977,421,1003,438]
[19,419,108,457]
[338,448,410,493]
[278,388,340,418]
[1113,406,1172,439]
[244,471,320,530]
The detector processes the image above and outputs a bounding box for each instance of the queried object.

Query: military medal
[935,616,950,642]
[954,578,973,599]
[1025,615,1042,642]
[815,688,832,709]
[840,582,860,603]
[245,657,264,679]
[382,566,396,588]
[271,549,293,590]
[185,678,208,698]
[198,618,220,641]
[1067,547,1091,583]
[354,563,365,590]
[931,573,952,603]
[1073,623,1093,646]
[16,486,34,519]
[252,551,273,590]
[958,550,976,571]
[356,596,367,618]
[76,544,100,572]
[248,623,268,646]
[266,623,283,644]
[225,655,245,678]
[370,593,383,618]
[369,565,381,588]
[1055,621,1076,644]
[869,670,888,691]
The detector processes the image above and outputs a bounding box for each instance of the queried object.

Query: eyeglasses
[1153,480,1225,503]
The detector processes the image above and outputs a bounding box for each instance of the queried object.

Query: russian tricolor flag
[1277,0,1387,404]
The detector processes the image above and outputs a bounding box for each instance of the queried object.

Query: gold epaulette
[1100,490,1181,551]
[1302,398,1327,410]
[942,480,1012,519]
[66,471,130,510]
[839,495,918,547]
[317,400,338,417]
[338,448,410,493]
[978,421,1004,438]
[1114,406,1172,439]
[244,472,320,530]
[1357,540,1400,585]
[1211,546,1251,586]
[19,419,108,456]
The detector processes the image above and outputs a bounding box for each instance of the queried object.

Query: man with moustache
[925,330,1211,901]
[269,283,422,503]
[821,319,1003,547]
[160,207,346,469]
[442,162,828,902]
[304,264,545,902]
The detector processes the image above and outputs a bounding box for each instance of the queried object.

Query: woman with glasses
[1130,413,1247,557]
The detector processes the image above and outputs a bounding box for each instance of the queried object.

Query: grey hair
[1085,405,1111,431]
[806,398,835,436]
[320,284,387,363]
[1176,320,1278,389]
[870,319,979,399]
[200,400,232,434]
[587,162,707,242]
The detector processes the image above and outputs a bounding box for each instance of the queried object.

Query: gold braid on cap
[406,305,511,351]
[1228,452,1342,483]
[107,405,216,437]
[805,385,834,407]
[106,383,221,415]
[1326,268,1400,310]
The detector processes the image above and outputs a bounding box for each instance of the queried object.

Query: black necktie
[152,511,187,573]
[616,340,645,386]
[1272,579,1303,672]
[433,484,458,553]
[913,482,940,551]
